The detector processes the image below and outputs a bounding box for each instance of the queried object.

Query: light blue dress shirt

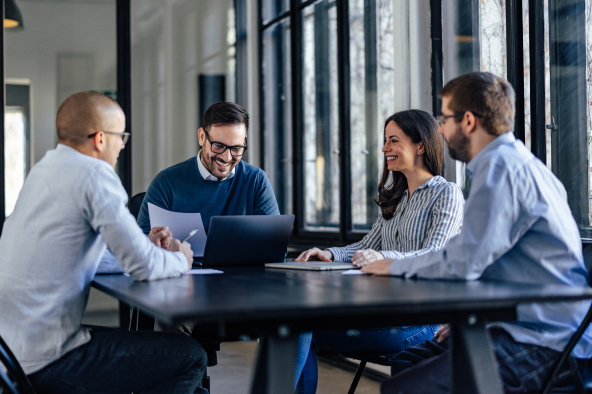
[0,144,188,374]
[329,176,464,262]
[388,132,592,358]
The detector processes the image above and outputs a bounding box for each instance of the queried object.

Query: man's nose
[220,149,232,162]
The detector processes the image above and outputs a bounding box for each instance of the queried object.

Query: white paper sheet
[186,269,223,275]
[147,203,207,257]
[342,269,369,275]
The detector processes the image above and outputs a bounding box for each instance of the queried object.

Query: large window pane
[302,0,340,231]
[547,0,590,230]
[262,0,290,25]
[263,19,292,214]
[349,0,393,231]
[5,108,26,217]
[442,0,507,195]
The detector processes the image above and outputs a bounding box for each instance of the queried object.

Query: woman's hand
[433,325,450,343]
[351,249,384,267]
[295,248,333,262]
[361,259,393,275]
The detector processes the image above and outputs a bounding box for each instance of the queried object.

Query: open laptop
[265,261,355,271]
[194,215,295,267]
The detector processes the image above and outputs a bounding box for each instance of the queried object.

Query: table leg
[250,329,298,394]
[450,317,503,394]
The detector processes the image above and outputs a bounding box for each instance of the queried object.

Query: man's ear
[461,112,478,135]
[197,128,205,148]
[90,131,106,153]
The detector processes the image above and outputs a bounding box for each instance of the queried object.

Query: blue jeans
[296,325,438,394]
[382,327,580,394]
[28,326,208,394]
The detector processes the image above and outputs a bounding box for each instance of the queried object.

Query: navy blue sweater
[137,157,280,234]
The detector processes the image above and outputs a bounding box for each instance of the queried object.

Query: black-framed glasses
[436,111,483,126]
[87,130,130,146]
[204,130,247,157]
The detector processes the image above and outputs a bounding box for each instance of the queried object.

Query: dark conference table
[92,266,592,394]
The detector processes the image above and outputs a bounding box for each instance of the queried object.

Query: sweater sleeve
[137,172,174,234]
[254,170,280,215]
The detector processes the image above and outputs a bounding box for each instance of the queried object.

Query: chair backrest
[127,192,146,220]
[541,244,592,393]
[0,334,35,394]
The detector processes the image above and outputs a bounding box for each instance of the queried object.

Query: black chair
[339,351,399,394]
[0,334,35,394]
[125,192,220,392]
[537,244,592,394]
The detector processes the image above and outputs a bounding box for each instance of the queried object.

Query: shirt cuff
[380,250,404,260]
[326,247,346,262]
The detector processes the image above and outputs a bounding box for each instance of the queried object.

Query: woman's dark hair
[375,109,443,220]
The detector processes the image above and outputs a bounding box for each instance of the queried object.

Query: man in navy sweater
[137,102,280,236]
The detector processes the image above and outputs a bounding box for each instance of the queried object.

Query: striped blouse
[328,176,465,261]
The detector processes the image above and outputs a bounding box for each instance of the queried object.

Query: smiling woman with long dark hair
[293,109,465,394]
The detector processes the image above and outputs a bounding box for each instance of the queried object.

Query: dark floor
[81,310,384,394]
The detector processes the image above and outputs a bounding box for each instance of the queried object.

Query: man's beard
[203,152,237,180]
[447,124,471,163]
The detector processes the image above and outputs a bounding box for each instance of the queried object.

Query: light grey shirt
[197,151,235,181]
[388,133,592,358]
[328,176,464,262]
[0,144,188,374]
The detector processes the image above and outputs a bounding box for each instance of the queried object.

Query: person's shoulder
[429,176,464,200]
[153,157,197,182]
[236,161,269,181]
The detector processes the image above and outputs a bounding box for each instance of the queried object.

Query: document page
[147,203,207,257]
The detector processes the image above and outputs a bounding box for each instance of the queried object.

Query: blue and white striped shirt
[328,176,465,262]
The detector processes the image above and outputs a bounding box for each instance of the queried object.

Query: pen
[181,228,199,243]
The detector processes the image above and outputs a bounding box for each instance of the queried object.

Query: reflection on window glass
[227,3,236,103]
[349,0,394,231]
[5,109,26,217]
[302,0,340,231]
[442,0,507,196]
[262,0,290,25]
[263,19,292,214]
[547,0,590,230]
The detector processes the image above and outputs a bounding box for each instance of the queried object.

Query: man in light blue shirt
[0,92,207,394]
[364,72,592,393]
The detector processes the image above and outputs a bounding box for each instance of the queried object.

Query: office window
[4,108,26,217]
[262,18,292,214]
[349,0,394,231]
[302,0,340,231]
[547,0,592,233]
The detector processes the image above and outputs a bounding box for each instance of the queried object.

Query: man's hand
[169,239,193,270]
[361,258,394,275]
[433,325,450,343]
[148,226,173,250]
[352,249,384,267]
[295,247,333,262]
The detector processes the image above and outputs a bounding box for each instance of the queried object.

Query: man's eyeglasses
[436,111,483,126]
[87,130,130,146]
[204,130,247,157]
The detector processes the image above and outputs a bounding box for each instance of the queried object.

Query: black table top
[93,266,592,333]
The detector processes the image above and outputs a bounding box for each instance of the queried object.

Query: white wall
[130,0,236,195]
[5,0,117,165]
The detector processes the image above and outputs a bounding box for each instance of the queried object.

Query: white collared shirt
[197,151,236,181]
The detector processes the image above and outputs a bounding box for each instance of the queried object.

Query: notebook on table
[265,261,355,271]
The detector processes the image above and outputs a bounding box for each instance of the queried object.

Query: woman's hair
[375,109,443,220]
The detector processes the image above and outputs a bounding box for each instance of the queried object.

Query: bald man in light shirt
[0,92,207,394]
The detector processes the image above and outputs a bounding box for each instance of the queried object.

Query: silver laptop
[265,261,355,271]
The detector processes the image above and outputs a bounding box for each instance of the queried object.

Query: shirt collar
[401,175,443,199]
[197,151,236,181]
[466,131,514,179]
